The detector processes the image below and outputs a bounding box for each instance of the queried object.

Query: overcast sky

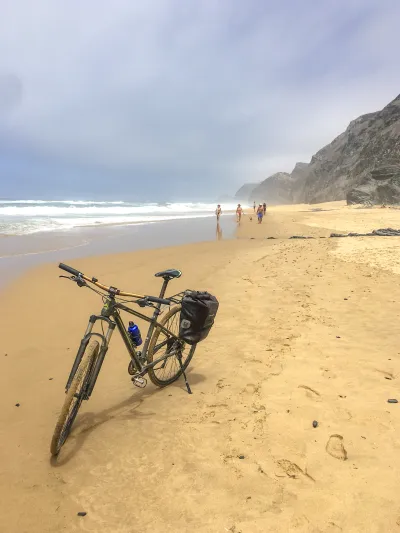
[0,0,399,201]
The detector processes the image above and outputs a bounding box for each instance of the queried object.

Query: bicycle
[50,262,197,456]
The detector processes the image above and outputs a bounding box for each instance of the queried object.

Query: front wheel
[50,340,99,456]
[147,305,196,387]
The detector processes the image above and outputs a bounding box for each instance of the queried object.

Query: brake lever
[59,275,87,288]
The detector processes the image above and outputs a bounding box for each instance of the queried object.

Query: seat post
[159,278,169,299]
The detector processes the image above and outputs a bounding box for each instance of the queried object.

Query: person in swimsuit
[215,204,222,220]
[236,204,243,223]
[257,204,263,224]
[263,202,267,215]
[253,201,256,212]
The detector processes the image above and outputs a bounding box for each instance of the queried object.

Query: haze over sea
[0,199,237,236]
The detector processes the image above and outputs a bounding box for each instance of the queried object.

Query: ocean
[0,199,237,236]
[0,200,237,287]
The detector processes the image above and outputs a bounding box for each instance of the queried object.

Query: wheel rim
[151,310,192,382]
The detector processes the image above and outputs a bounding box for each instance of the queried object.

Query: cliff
[251,172,293,205]
[236,94,400,205]
[235,183,259,202]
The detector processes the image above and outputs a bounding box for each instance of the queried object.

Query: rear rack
[168,290,193,304]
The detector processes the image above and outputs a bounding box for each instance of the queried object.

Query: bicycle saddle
[155,269,182,280]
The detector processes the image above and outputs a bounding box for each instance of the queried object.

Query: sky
[0,0,399,201]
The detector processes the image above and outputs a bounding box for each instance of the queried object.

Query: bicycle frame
[65,278,183,398]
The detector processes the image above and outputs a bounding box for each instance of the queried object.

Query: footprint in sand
[276,459,315,482]
[326,434,348,461]
[374,368,395,380]
[298,385,321,400]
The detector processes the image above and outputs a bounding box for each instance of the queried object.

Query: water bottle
[128,321,142,347]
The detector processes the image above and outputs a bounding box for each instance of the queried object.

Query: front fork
[65,315,115,395]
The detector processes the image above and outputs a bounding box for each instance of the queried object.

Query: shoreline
[0,213,221,237]
[2,203,400,532]
[0,214,236,289]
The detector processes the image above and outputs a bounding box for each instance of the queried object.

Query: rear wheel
[50,340,99,456]
[147,305,196,387]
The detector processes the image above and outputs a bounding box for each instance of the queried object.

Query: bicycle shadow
[50,370,205,466]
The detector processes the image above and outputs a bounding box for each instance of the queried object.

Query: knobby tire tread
[50,340,99,456]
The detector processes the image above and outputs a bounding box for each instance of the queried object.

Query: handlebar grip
[147,296,171,306]
[59,263,82,277]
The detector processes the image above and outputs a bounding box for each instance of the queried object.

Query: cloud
[0,0,399,199]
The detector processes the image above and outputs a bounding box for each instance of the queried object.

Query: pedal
[131,375,147,388]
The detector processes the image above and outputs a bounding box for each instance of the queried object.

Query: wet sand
[0,215,234,288]
[1,204,400,532]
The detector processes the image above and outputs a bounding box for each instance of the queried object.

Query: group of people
[215,201,267,224]
[215,204,244,223]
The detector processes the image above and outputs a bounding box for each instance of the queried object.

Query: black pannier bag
[179,291,219,345]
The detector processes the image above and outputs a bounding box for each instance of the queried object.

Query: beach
[0,215,235,288]
[1,204,400,532]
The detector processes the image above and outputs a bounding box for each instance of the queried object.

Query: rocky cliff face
[236,94,400,205]
[347,164,400,204]
[251,172,293,205]
[235,183,259,201]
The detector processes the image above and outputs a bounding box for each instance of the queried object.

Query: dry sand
[2,206,400,532]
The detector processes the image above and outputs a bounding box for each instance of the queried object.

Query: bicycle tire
[50,340,99,456]
[147,305,196,387]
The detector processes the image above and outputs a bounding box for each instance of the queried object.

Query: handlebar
[59,263,82,277]
[59,263,171,304]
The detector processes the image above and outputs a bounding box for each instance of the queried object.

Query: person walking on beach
[236,204,243,223]
[257,204,264,224]
[215,204,222,221]
[263,202,267,215]
[253,201,256,212]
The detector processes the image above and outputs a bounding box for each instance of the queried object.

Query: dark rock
[388,399,398,403]
[77,512,87,517]
[312,420,318,428]
[330,233,347,238]
[371,165,400,181]
[347,167,400,205]
[238,454,245,459]
[373,228,400,236]
[15,403,20,407]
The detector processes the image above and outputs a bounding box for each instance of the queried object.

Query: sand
[1,205,400,532]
